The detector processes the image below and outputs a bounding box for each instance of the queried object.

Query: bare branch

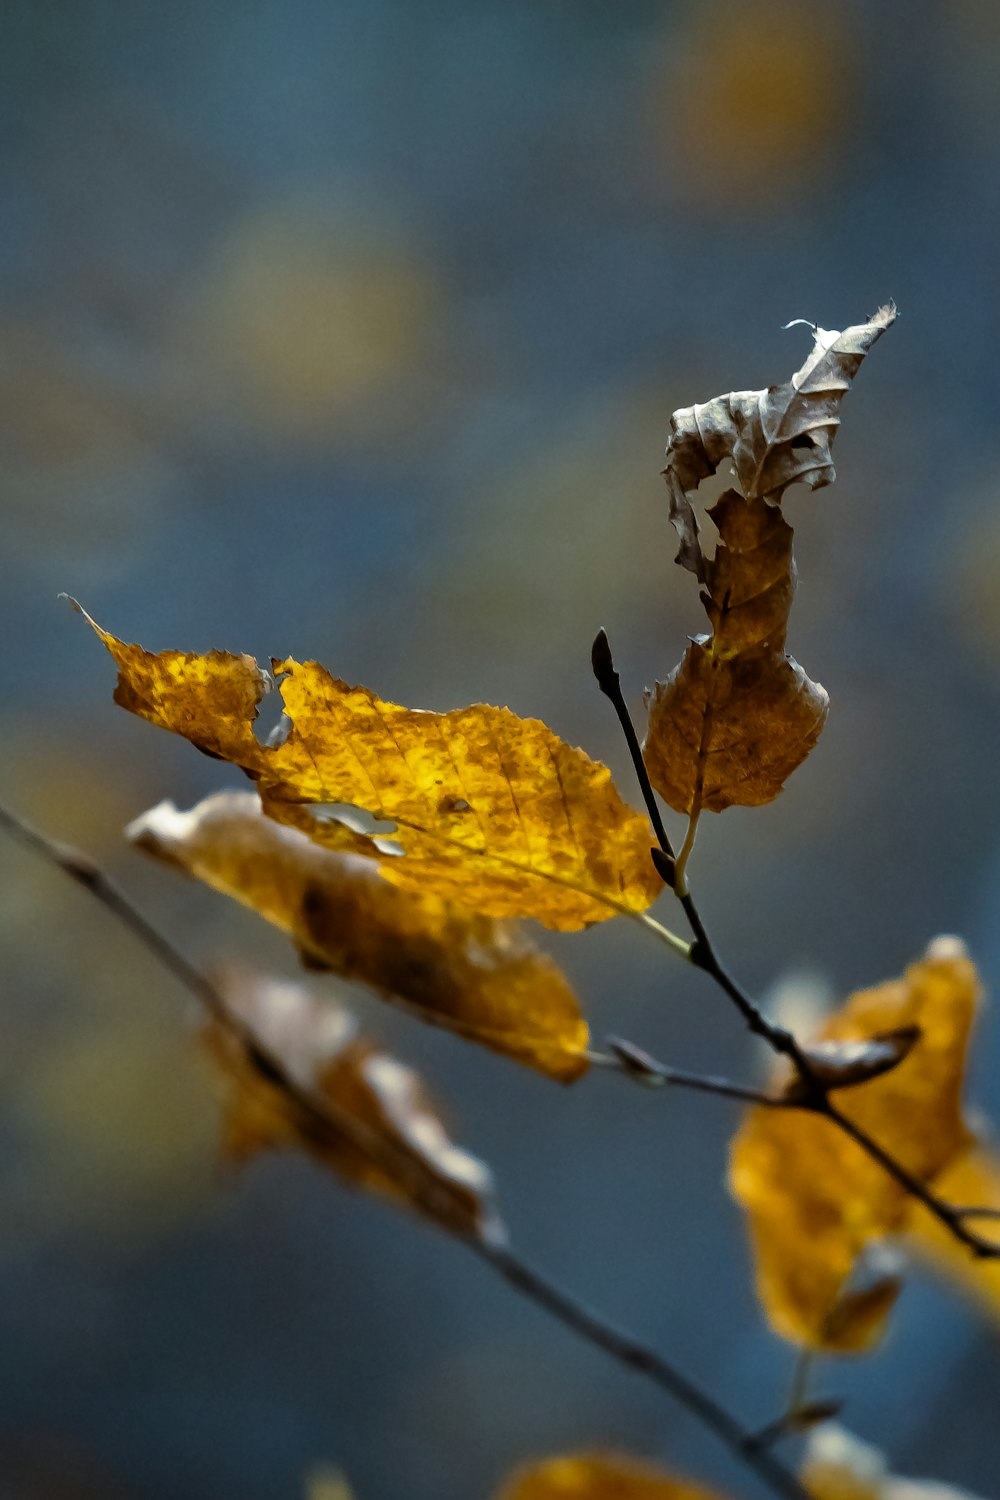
[0,801,812,1500]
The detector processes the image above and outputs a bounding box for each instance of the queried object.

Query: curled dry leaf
[205,967,505,1243]
[729,937,981,1352]
[801,1424,985,1500]
[74,603,662,932]
[128,791,589,1081]
[643,490,828,814]
[493,1453,729,1500]
[662,306,896,579]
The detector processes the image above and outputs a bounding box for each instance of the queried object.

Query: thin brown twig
[0,801,812,1500]
[591,631,1000,1263]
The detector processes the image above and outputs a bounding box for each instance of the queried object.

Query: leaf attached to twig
[644,308,894,821]
[906,1142,1000,1331]
[662,306,896,579]
[205,968,505,1243]
[643,490,828,814]
[729,937,980,1352]
[128,791,590,1081]
[76,605,663,932]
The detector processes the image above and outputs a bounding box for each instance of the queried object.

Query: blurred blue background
[3,1,1000,1496]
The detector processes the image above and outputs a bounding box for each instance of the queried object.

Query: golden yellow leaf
[76,605,663,931]
[127,791,589,1082]
[643,491,828,814]
[729,937,981,1351]
[907,1144,1000,1329]
[493,1452,729,1500]
[662,309,895,578]
[67,600,270,767]
[205,968,505,1242]
[801,1424,985,1500]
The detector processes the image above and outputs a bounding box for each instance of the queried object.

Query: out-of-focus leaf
[127,791,589,1082]
[729,937,980,1351]
[653,3,855,214]
[176,200,440,442]
[493,1452,729,1500]
[78,607,663,930]
[907,1144,1000,1329]
[643,490,827,814]
[305,1468,356,1500]
[801,1424,985,1499]
[206,969,505,1243]
[662,307,895,578]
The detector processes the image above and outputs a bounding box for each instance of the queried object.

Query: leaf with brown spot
[205,968,505,1242]
[643,490,828,815]
[662,307,895,579]
[729,937,981,1352]
[128,790,590,1081]
[78,608,663,931]
[493,1453,730,1500]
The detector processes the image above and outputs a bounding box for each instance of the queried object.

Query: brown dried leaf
[801,1424,985,1500]
[77,607,662,932]
[205,968,505,1242]
[643,490,828,814]
[128,791,589,1081]
[493,1453,729,1500]
[662,307,895,579]
[729,937,980,1351]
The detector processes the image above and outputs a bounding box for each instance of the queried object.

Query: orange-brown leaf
[494,1453,729,1500]
[643,491,828,815]
[729,937,980,1351]
[78,609,663,932]
[206,968,504,1242]
[128,791,590,1082]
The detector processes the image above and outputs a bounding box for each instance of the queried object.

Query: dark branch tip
[57,846,102,889]
[590,627,619,694]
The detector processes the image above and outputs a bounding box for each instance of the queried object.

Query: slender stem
[602,1036,788,1107]
[592,638,1000,1262]
[673,810,701,898]
[0,800,812,1500]
[0,804,228,1030]
[473,1241,813,1500]
[823,1100,1000,1258]
[631,910,693,962]
[787,1348,814,1416]
[600,1031,1000,1258]
[591,629,676,877]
